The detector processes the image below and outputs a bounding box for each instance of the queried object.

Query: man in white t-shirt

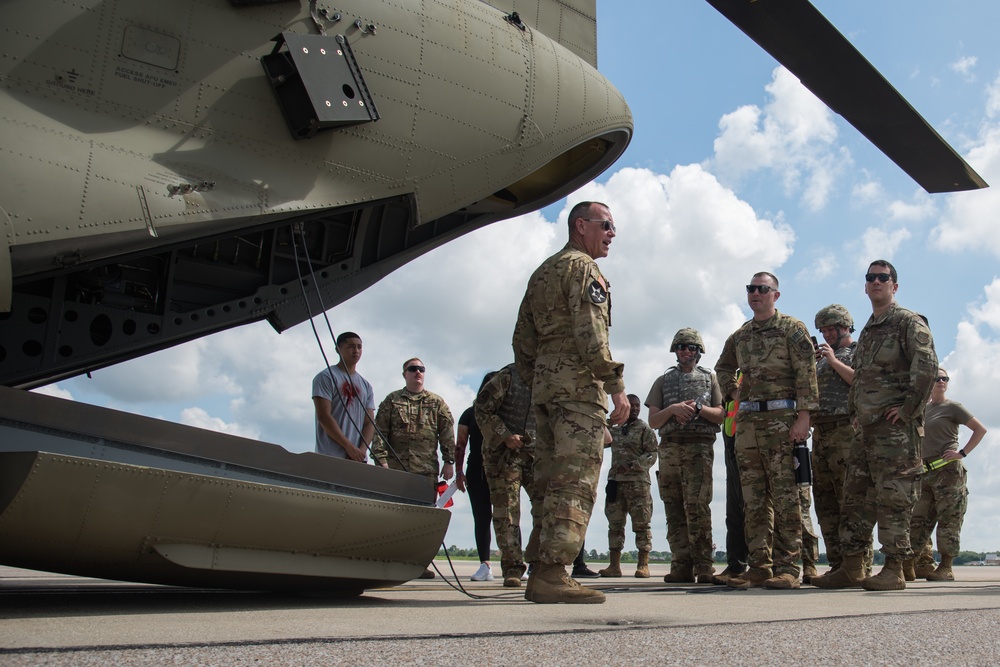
[312,331,376,462]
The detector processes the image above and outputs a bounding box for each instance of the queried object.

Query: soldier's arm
[788,321,820,412]
[512,293,538,387]
[636,426,658,471]
[372,397,391,466]
[567,260,625,395]
[714,334,739,400]
[899,315,938,421]
[475,371,517,446]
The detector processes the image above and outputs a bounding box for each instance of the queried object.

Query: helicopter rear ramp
[0,386,450,594]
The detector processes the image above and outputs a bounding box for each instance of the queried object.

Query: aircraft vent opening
[261,32,379,139]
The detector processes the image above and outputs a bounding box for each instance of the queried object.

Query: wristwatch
[694,401,703,417]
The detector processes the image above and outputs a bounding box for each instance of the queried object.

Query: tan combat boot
[901,558,916,581]
[763,572,800,589]
[862,558,905,591]
[531,563,606,604]
[914,560,937,579]
[693,565,716,584]
[926,555,955,581]
[523,562,538,601]
[727,567,772,589]
[635,551,650,579]
[801,563,818,585]
[599,549,623,578]
[811,553,865,589]
[663,563,694,583]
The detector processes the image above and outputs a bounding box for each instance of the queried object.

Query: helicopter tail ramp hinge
[261,32,379,139]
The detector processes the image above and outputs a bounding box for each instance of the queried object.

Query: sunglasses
[935,376,950,383]
[581,218,616,233]
[745,284,775,294]
[672,344,700,352]
[865,272,892,283]
[406,365,426,373]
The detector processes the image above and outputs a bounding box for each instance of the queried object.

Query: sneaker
[470,562,495,582]
[572,565,600,579]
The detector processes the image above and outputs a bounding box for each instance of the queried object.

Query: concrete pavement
[1,562,998,665]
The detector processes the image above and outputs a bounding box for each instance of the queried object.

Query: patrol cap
[815,304,854,331]
[671,327,705,353]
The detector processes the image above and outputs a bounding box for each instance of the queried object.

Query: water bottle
[793,441,812,485]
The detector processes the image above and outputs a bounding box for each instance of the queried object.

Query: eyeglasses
[672,344,700,352]
[745,284,775,294]
[935,376,950,383]
[865,272,892,283]
[406,365,426,373]
[581,218,616,233]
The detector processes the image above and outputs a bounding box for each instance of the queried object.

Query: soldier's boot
[727,567,771,590]
[504,562,527,588]
[530,563,606,604]
[862,558,906,591]
[662,563,694,583]
[763,572,801,590]
[635,551,651,579]
[926,555,955,582]
[524,561,539,601]
[693,564,716,584]
[901,558,916,581]
[710,566,746,586]
[801,564,819,585]
[599,550,623,578]
[914,561,937,579]
[811,554,865,589]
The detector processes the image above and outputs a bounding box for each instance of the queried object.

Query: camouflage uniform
[512,241,625,566]
[604,418,658,552]
[812,341,859,570]
[716,311,819,580]
[909,400,972,559]
[645,367,723,575]
[475,363,537,578]
[373,388,455,488]
[842,302,937,560]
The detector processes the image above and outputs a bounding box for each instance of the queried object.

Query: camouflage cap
[671,327,705,352]
[815,304,853,330]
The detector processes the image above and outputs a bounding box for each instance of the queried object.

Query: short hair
[627,393,641,403]
[752,271,779,288]
[336,331,361,347]
[567,201,609,233]
[402,357,423,371]
[868,259,897,283]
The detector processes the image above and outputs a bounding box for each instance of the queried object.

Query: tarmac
[1,561,998,666]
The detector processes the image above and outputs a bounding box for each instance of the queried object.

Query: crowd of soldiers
[312,201,985,603]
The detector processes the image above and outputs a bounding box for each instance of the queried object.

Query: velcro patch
[588,280,608,304]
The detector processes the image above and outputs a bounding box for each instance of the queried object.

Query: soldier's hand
[672,400,696,424]
[884,406,903,424]
[504,434,524,450]
[609,391,629,425]
[456,471,467,492]
[441,462,455,481]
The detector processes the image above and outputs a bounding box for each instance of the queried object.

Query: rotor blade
[705,0,988,193]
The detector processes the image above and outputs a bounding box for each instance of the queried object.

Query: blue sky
[42,0,1000,556]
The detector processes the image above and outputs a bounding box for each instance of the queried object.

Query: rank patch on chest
[588,280,608,304]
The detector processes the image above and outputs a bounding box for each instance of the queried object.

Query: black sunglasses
[406,365,426,373]
[581,218,616,233]
[745,284,775,294]
[935,376,950,383]
[672,344,700,352]
[865,272,892,283]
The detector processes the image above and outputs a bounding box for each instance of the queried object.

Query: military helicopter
[0,0,985,593]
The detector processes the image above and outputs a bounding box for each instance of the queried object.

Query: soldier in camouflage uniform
[599,394,658,579]
[512,201,628,604]
[813,260,938,592]
[715,272,819,590]
[808,305,872,581]
[908,367,987,581]
[373,358,456,486]
[475,363,537,588]
[646,328,725,583]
